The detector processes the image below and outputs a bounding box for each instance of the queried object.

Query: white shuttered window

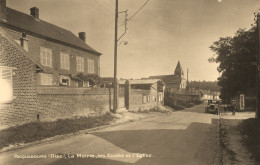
[76,56,84,72]
[0,67,13,102]
[40,47,52,67]
[60,52,70,70]
[87,59,94,74]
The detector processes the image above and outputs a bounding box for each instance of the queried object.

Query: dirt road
[0,103,220,165]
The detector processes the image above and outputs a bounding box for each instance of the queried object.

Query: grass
[239,118,260,162]
[0,113,115,149]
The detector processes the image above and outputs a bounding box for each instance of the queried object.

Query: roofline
[0,27,45,70]
[0,22,102,56]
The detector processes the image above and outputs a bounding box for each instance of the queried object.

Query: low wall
[165,92,201,107]
[36,87,113,122]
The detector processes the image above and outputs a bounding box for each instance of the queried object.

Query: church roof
[119,79,164,85]
[149,74,181,83]
[174,61,184,75]
[149,61,185,83]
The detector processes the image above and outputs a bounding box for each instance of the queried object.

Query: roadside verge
[0,110,170,154]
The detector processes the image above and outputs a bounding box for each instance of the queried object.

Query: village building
[119,79,165,111]
[0,0,105,128]
[149,61,186,92]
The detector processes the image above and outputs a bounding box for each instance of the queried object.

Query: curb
[0,112,163,154]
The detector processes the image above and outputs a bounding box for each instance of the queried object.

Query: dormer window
[40,47,52,68]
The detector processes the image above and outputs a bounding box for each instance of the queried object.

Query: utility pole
[186,69,189,90]
[256,13,260,119]
[186,69,189,104]
[113,0,119,113]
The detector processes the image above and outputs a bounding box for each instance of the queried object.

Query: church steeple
[174,61,184,78]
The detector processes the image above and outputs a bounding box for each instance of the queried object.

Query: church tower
[174,61,184,78]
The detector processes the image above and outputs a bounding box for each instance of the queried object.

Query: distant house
[149,61,186,92]
[0,0,105,128]
[201,90,220,100]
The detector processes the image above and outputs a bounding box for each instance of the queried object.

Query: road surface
[0,103,220,165]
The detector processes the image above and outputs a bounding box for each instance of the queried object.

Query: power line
[127,0,151,22]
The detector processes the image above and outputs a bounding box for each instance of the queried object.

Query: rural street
[0,103,220,165]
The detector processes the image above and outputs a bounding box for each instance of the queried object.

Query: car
[205,99,220,115]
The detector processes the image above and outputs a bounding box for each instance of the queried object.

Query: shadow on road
[48,119,219,165]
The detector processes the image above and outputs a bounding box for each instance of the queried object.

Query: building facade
[0,0,104,128]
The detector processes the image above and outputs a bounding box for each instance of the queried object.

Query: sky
[7,0,260,81]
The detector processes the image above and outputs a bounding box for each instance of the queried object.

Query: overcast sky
[7,0,260,81]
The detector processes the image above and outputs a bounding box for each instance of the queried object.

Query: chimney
[30,7,39,19]
[20,32,28,52]
[0,0,6,21]
[78,32,86,42]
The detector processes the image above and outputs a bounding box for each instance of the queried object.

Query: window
[147,95,150,102]
[59,75,70,86]
[88,59,94,74]
[40,73,53,85]
[0,67,13,102]
[142,95,147,103]
[158,93,163,102]
[60,52,70,70]
[76,56,84,72]
[40,47,52,67]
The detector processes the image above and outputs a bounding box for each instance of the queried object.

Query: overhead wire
[127,0,151,22]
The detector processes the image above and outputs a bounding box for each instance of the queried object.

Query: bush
[239,118,260,162]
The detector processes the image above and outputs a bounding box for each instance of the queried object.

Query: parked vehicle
[205,99,221,115]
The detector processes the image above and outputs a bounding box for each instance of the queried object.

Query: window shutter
[0,68,13,102]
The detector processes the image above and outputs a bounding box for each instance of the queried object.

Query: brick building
[149,61,187,92]
[119,79,165,111]
[0,0,106,128]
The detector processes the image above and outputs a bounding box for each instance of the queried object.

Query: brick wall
[36,87,113,122]
[128,89,162,111]
[0,30,38,129]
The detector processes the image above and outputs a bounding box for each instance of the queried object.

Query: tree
[209,27,257,103]
[189,81,220,92]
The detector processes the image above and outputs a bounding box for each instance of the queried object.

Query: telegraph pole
[256,13,260,119]
[113,0,119,113]
[186,69,189,90]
